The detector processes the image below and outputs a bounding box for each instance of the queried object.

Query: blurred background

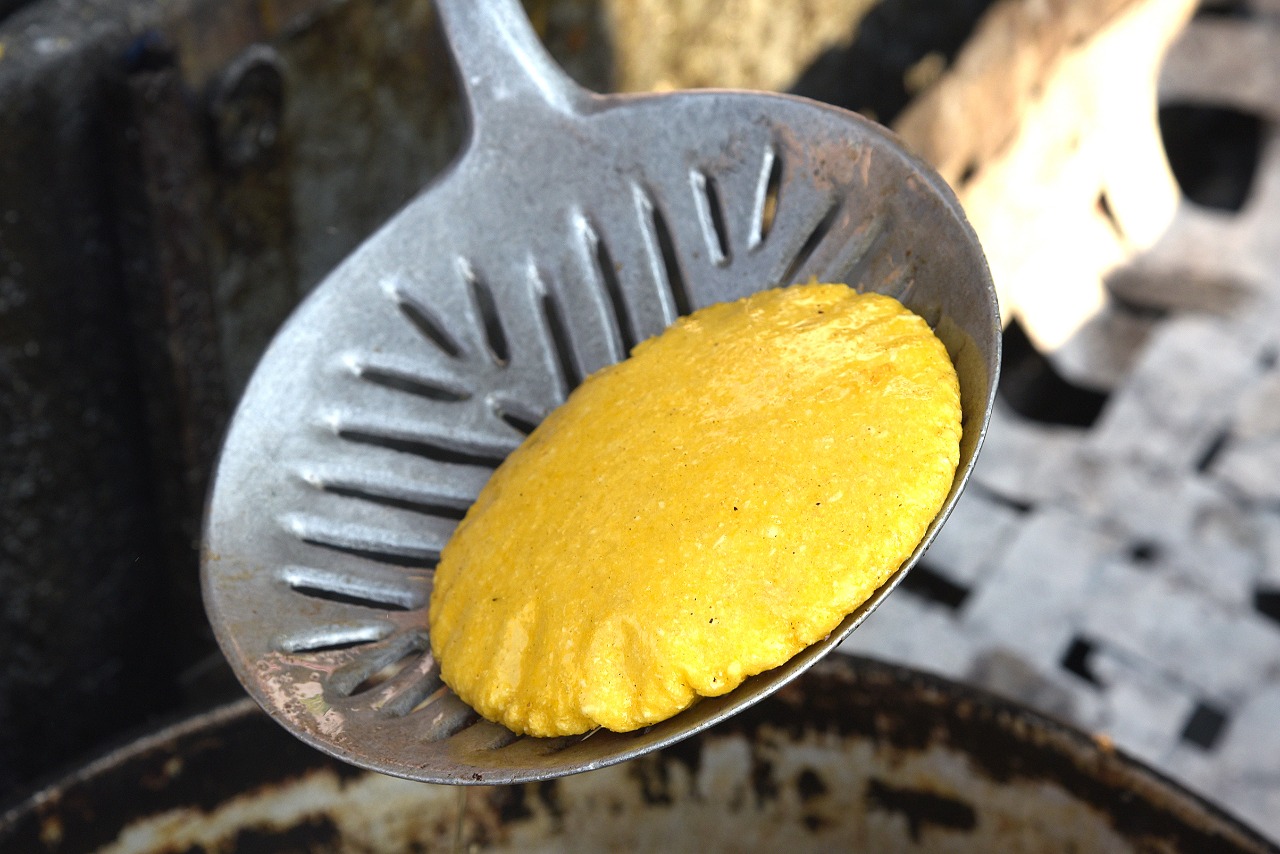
[2,0,1279,841]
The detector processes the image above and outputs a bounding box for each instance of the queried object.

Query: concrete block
[1219,784,1280,851]
[1257,509,1280,588]
[1087,317,1260,471]
[1049,302,1158,390]
[965,647,1106,732]
[1061,451,1239,551]
[960,509,1122,669]
[837,591,978,681]
[1105,235,1256,319]
[1080,560,1280,700]
[1214,684,1280,782]
[922,487,1023,587]
[1088,644,1197,770]
[969,403,1086,508]
[1231,370,1280,440]
[1167,475,1263,606]
[1212,368,1280,505]
[1215,436,1280,505]
[1165,534,1261,609]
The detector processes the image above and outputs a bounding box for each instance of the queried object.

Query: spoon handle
[432,0,592,130]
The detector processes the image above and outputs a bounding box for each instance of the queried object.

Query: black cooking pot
[2,655,1275,852]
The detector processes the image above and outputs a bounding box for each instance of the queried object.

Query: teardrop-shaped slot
[536,274,585,393]
[283,564,429,612]
[305,540,439,569]
[278,622,391,654]
[288,582,417,612]
[356,366,472,403]
[461,259,510,366]
[692,169,731,265]
[778,199,842,287]
[649,200,693,317]
[369,653,445,717]
[411,688,483,741]
[298,461,484,522]
[336,635,430,698]
[752,146,783,248]
[490,395,544,436]
[499,727,605,757]
[583,217,638,352]
[283,513,443,568]
[337,428,509,470]
[450,719,522,752]
[349,653,422,699]
[388,282,465,358]
[317,484,471,521]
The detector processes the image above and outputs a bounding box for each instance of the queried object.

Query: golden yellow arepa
[428,283,961,736]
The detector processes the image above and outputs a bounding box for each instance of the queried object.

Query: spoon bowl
[202,0,1000,784]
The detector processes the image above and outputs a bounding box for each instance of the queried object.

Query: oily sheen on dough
[428,283,962,736]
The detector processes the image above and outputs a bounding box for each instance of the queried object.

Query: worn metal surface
[202,0,999,784]
[1,656,1274,852]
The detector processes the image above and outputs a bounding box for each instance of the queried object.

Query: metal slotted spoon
[202,0,1000,785]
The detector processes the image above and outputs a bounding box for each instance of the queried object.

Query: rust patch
[225,815,341,853]
[628,754,676,806]
[796,768,828,803]
[865,777,978,842]
[750,755,779,807]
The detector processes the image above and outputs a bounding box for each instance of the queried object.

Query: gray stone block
[1079,560,1280,700]
[969,403,1086,508]
[1160,742,1228,814]
[1086,317,1260,471]
[1061,451,1238,551]
[1215,436,1280,505]
[1049,302,1159,390]
[1230,370,1280,441]
[1214,684,1280,782]
[965,646,1106,731]
[1088,644,1197,770]
[1165,533,1261,608]
[1201,691,1280,847]
[1257,510,1280,587]
[960,509,1123,667]
[837,592,978,680]
[1220,784,1280,850]
[1208,352,1280,505]
[922,487,1023,587]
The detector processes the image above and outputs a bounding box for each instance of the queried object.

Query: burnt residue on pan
[2,656,1276,853]
[711,658,1274,852]
[865,778,978,842]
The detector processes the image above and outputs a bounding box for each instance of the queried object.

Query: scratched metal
[201,0,1000,784]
